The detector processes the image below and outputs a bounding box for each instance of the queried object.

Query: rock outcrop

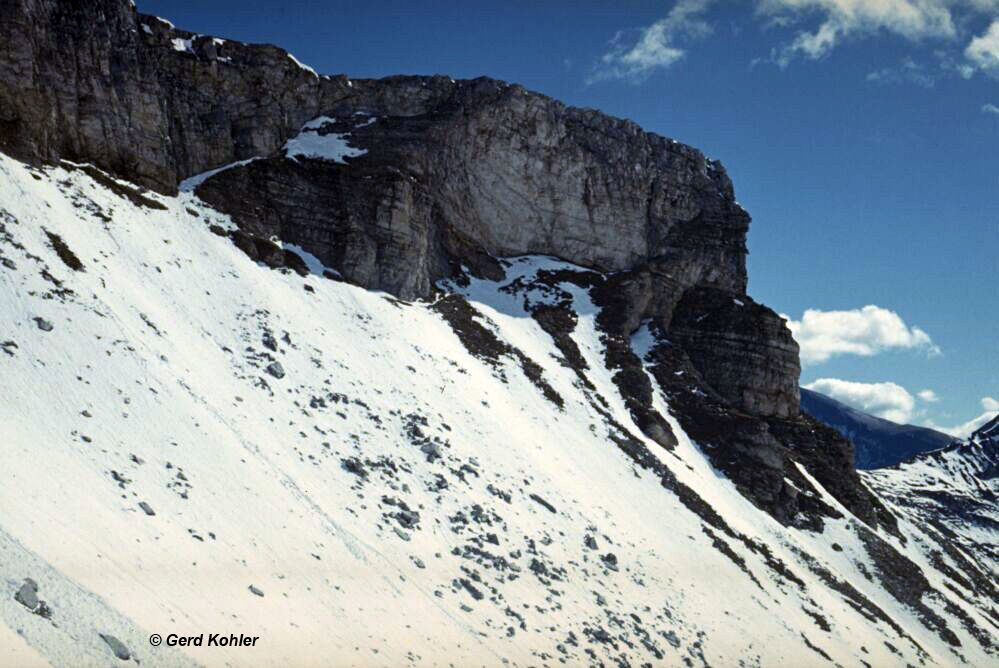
[0,0,781,411]
[0,0,329,192]
[195,97,749,304]
[669,287,800,419]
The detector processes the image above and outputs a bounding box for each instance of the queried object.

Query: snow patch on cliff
[179,158,261,192]
[283,117,367,163]
[170,37,193,53]
[287,53,317,76]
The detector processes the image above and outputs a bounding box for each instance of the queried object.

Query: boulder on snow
[13,579,52,619]
[529,493,557,514]
[99,633,131,660]
[14,579,39,610]
[248,584,264,597]
[265,361,285,379]
[395,509,420,529]
[33,317,53,331]
[420,442,441,462]
[138,501,156,516]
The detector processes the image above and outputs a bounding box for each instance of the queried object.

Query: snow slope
[864,416,999,615]
[0,154,995,666]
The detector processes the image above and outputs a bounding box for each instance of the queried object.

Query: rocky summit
[0,1,996,667]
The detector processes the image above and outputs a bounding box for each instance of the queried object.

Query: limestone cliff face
[0,0,795,424]
[195,84,749,304]
[0,0,324,190]
[0,2,746,281]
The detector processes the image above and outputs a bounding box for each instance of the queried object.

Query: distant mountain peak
[800,387,953,469]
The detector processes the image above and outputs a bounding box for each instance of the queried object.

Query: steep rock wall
[0,0,797,425]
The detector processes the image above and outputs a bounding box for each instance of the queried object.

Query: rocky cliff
[0,0,749,297]
[0,0,878,529]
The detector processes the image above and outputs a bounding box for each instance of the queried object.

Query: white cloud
[866,58,937,86]
[917,389,940,402]
[589,1,999,81]
[759,0,958,66]
[924,396,999,438]
[805,379,996,433]
[782,305,940,365]
[588,0,715,82]
[984,102,999,113]
[805,378,919,423]
[966,20,999,73]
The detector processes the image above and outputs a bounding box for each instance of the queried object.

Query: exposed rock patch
[99,633,131,660]
[14,578,51,619]
[433,294,563,409]
[43,230,84,272]
[669,287,799,418]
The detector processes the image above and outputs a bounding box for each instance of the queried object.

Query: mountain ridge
[801,388,955,469]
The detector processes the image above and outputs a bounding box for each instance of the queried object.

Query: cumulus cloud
[966,20,999,73]
[752,0,963,67]
[917,389,940,402]
[782,305,940,366]
[588,0,715,82]
[924,396,999,438]
[805,378,924,423]
[805,379,992,429]
[984,102,999,113]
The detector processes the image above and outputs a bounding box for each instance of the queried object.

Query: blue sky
[140,0,998,436]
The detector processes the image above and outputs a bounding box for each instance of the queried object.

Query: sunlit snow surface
[170,37,193,54]
[0,155,994,667]
[286,53,317,76]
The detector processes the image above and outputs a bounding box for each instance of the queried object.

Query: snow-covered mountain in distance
[867,415,999,574]
[801,388,954,469]
[1,154,997,667]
